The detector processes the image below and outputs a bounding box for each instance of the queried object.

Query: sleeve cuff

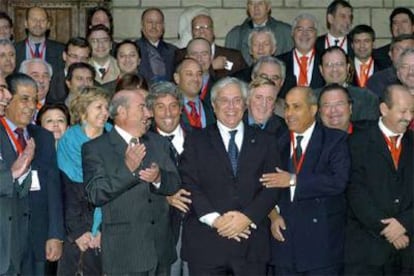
[199,212,221,227]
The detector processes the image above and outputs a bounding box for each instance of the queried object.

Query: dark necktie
[334,39,340,46]
[252,123,263,129]
[15,128,27,150]
[130,137,138,145]
[98,67,106,79]
[34,43,41,57]
[295,135,304,161]
[228,130,239,175]
[166,135,179,166]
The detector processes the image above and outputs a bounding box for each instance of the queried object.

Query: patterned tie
[389,135,399,169]
[130,137,138,145]
[15,128,27,150]
[295,135,303,162]
[34,43,41,58]
[166,135,179,166]
[187,101,202,128]
[298,56,309,86]
[228,130,239,175]
[359,63,369,87]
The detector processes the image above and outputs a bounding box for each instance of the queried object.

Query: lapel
[300,124,323,173]
[397,131,413,172]
[237,126,257,172]
[370,126,396,170]
[108,128,128,157]
[208,125,233,174]
[0,123,17,165]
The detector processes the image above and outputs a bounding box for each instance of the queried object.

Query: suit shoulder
[320,124,348,142]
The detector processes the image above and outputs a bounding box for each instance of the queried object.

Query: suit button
[148,198,152,203]
[8,216,12,221]
[394,199,400,204]
[315,198,320,203]
[312,218,318,223]
[151,220,155,225]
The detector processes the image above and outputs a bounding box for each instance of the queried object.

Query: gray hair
[5,72,38,96]
[291,13,319,34]
[147,81,181,110]
[247,28,277,51]
[396,48,414,69]
[19,58,53,78]
[109,90,131,119]
[252,56,286,81]
[210,77,248,105]
[0,38,15,49]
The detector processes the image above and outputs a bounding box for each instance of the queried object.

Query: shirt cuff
[17,167,31,185]
[199,212,221,227]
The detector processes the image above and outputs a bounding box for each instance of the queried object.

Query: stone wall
[112,0,414,48]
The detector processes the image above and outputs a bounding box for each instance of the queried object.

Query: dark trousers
[188,258,267,276]
[273,265,341,276]
[345,254,410,276]
[57,241,102,276]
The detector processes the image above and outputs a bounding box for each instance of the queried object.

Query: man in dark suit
[315,0,354,56]
[244,77,287,140]
[3,73,64,275]
[315,46,380,122]
[261,86,350,275]
[15,7,64,78]
[180,77,281,275]
[137,7,177,85]
[48,37,91,104]
[0,74,35,275]
[175,14,247,79]
[277,13,324,99]
[345,85,414,275]
[349,25,387,88]
[83,88,180,275]
[174,58,215,130]
[373,7,414,69]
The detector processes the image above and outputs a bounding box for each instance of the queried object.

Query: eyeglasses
[320,101,349,110]
[193,25,212,31]
[398,63,414,72]
[323,62,347,69]
[258,73,282,82]
[215,97,244,107]
[89,37,111,45]
[294,27,316,34]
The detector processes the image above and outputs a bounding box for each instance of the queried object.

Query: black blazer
[277,50,325,98]
[180,124,281,265]
[345,125,413,267]
[315,34,354,56]
[350,57,388,88]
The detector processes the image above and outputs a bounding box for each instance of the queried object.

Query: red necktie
[298,56,308,86]
[389,136,400,169]
[359,63,369,87]
[14,128,27,150]
[187,101,202,128]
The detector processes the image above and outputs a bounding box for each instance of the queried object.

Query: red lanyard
[26,39,46,59]
[293,49,315,85]
[290,132,306,174]
[325,35,346,49]
[0,117,24,154]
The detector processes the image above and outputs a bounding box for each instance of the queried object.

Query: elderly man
[0,74,35,275]
[175,14,246,78]
[232,28,277,82]
[244,77,287,140]
[367,34,414,99]
[261,86,350,275]
[315,46,379,121]
[374,7,414,68]
[19,58,52,112]
[83,88,180,275]
[349,25,387,88]
[15,7,64,75]
[225,0,292,65]
[0,39,16,77]
[3,73,64,276]
[315,0,354,55]
[180,77,281,275]
[137,7,177,84]
[396,48,414,96]
[345,85,414,275]
[277,13,325,98]
[174,57,215,130]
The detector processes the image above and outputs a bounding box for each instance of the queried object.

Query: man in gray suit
[0,74,35,275]
[83,88,180,275]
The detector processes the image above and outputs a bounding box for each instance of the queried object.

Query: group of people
[0,0,413,275]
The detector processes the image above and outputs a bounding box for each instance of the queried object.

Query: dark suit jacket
[243,111,287,143]
[175,44,247,79]
[137,37,177,85]
[277,50,325,98]
[47,66,68,104]
[270,123,350,272]
[373,43,392,69]
[345,125,413,268]
[180,98,216,130]
[26,124,64,261]
[83,129,180,274]
[15,39,65,75]
[180,124,281,265]
[315,34,353,57]
[0,124,31,274]
[350,58,388,87]
[366,67,400,100]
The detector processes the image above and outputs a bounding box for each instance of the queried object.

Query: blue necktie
[228,130,239,175]
[34,43,41,57]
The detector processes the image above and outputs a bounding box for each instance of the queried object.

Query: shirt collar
[378,117,404,137]
[115,125,138,144]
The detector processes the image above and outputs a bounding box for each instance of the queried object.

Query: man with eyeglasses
[315,46,379,122]
[225,0,293,65]
[396,48,414,96]
[15,7,64,80]
[180,77,281,275]
[175,14,247,79]
[48,37,91,104]
[277,13,325,99]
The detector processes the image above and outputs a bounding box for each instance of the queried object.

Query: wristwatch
[289,174,296,186]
